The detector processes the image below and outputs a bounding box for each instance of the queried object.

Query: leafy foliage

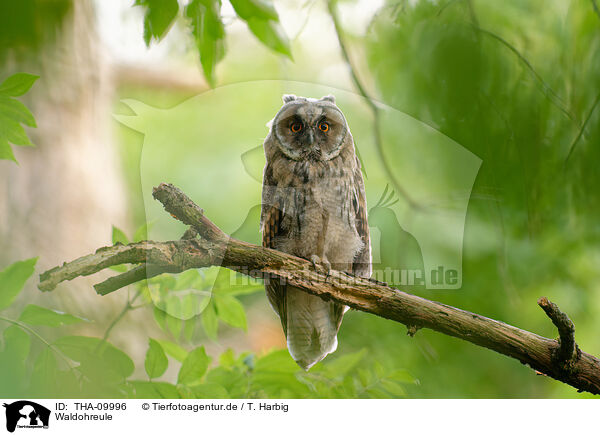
[0,73,38,162]
[0,252,416,398]
[156,339,188,362]
[135,0,179,46]
[0,73,39,97]
[1,326,31,385]
[178,346,210,386]
[19,305,87,327]
[184,0,226,87]
[134,0,290,86]
[145,338,168,379]
[0,257,37,310]
[213,293,247,330]
[54,336,135,379]
[230,0,292,58]
[3,326,30,362]
[111,225,129,245]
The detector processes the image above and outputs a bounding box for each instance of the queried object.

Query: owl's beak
[305,128,315,146]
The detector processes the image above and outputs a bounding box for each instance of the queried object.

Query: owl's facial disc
[273,99,347,161]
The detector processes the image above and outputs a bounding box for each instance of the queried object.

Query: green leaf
[152,270,212,322]
[0,73,39,97]
[145,338,168,379]
[33,348,57,374]
[133,221,153,242]
[134,0,179,46]
[0,95,36,127]
[190,382,229,398]
[19,304,87,327]
[138,284,152,303]
[218,348,236,367]
[30,347,59,395]
[156,339,188,362]
[109,225,129,272]
[358,367,373,388]
[254,349,298,373]
[0,138,16,162]
[214,294,247,330]
[166,308,183,339]
[156,274,177,290]
[379,378,406,397]
[183,317,195,341]
[178,346,210,386]
[364,386,393,398]
[3,325,30,362]
[230,0,278,21]
[153,305,167,331]
[207,366,250,397]
[201,301,218,339]
[54,336,134,380]
[230,0,291,58]
[0,74,38,162]
[245,17,291,58]
[251,370,309,397]
[387,369,418,384]
[0,117,33,146]
[0,258,37,310]
[184,0,226,87]
[112,225,129,245]
[173,269,202,290]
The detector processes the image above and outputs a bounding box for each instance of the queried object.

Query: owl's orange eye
[290,122,303,133]
[319,122,329,132]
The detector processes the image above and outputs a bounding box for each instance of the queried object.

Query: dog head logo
[3,401,50,433]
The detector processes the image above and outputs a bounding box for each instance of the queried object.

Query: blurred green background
[0,0,599,398]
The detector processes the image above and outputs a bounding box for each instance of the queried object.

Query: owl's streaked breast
[269,153,363,268]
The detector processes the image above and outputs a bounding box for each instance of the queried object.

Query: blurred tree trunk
[0,0,128,312]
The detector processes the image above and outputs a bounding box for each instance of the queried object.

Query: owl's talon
[310,255,321,271]
[310,255,332,281]
[323,259,332,282]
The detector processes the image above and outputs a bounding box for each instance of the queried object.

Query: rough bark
[39,183,600,395]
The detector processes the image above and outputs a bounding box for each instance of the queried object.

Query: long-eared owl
[260,94,371,370]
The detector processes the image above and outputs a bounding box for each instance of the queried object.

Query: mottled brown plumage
[261,94,371,370]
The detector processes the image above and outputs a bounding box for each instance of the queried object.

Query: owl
[260,94,371,370]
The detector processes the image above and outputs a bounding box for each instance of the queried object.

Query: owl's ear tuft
[321,94,336,104]
[282,94,297,104]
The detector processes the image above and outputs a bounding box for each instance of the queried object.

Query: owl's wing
[261,170,288,335]
[352,156,372,278]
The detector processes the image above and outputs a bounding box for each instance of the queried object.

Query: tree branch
[94,265,178,296]
[38,183,600,395]
[537,297,578,366]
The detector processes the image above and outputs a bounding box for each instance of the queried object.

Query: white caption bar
[1,399,597,434]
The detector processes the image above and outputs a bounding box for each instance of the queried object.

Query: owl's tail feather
[285,286,346,371]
